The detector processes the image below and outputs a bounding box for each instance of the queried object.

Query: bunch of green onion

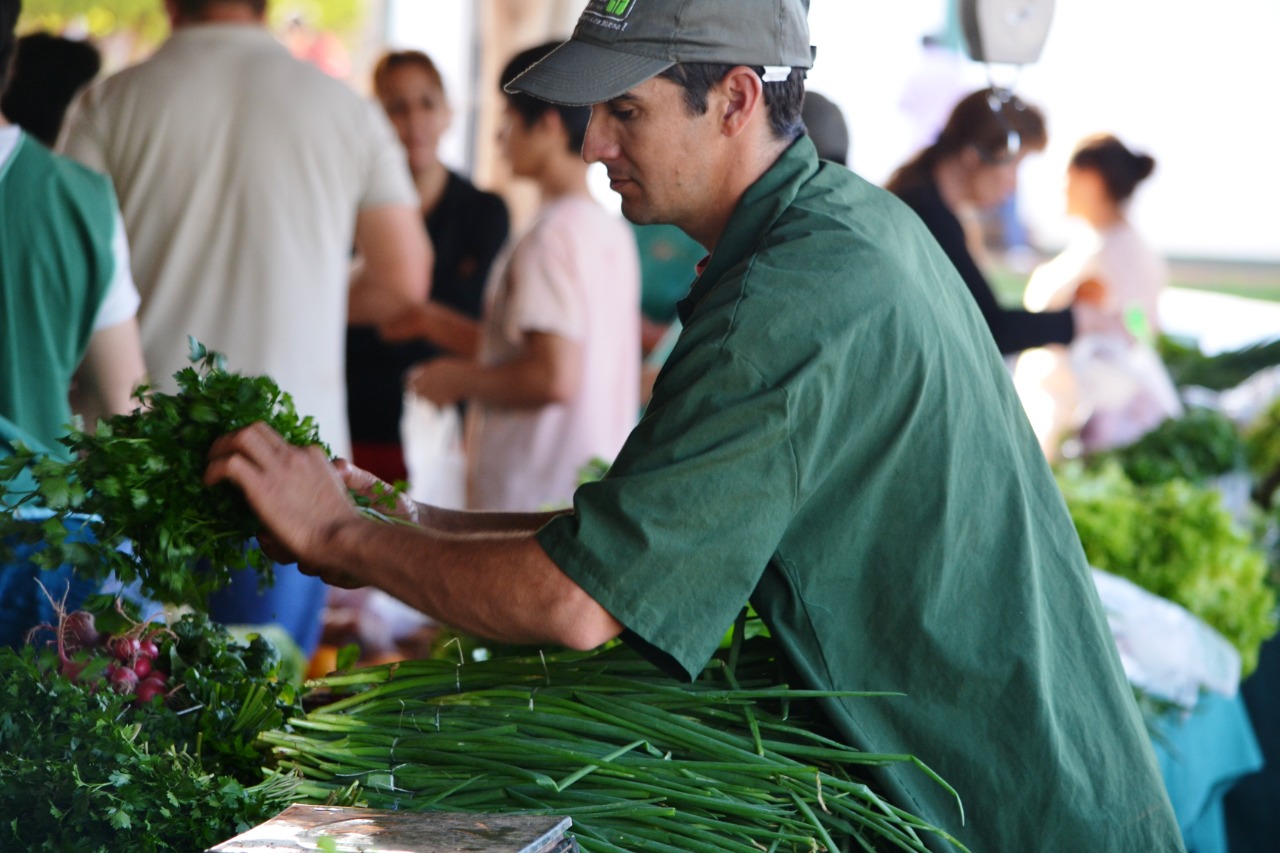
[263,637,966,852]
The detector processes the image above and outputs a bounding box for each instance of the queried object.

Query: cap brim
[504,39,674,106]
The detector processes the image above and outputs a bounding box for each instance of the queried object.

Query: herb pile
[0,339,327,609]
[1096,406,1245,486]
[267,634,967,853]
[0,595,303,852]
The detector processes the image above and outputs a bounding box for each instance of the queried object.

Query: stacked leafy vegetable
[1056,460,1276,675]
[267,635,967,853]
[0,595,304,852]
[0,339,328,608]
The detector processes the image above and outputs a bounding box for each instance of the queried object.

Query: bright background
[382,0,1280,267]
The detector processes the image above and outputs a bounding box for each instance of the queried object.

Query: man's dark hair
[657,63,806,142]
[2,32,101,146]
[0,0,20,95]
[171,0,267,17]
[501,42,591,154]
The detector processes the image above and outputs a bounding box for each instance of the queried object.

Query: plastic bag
[1070,334,1184,452]
[1091,567,1242,708]
[399,391,466,509]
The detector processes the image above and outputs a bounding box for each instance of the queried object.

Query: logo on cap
[585,0,637,29]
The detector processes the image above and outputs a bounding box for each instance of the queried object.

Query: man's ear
[715,66,765,139]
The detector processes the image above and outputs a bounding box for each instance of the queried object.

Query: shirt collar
[676,134,820,324]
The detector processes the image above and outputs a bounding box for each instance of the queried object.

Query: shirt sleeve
[92,208,142,331]
[904,186,1075,354]
[57,87,109,173]
[503,211,586,341]
[537,329,797,681]
[357,98,418,210]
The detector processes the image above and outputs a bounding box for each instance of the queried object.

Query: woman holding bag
[345,49,509,485]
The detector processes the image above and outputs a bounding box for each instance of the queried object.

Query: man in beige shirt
[61,0,430,656]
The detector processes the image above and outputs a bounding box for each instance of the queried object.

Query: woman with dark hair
[345,49,510,485]
[1017,134,1176,454]
[888,87,1114,355]
[1023,134,1164,331]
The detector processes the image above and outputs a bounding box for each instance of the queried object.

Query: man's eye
[608,106,634,121]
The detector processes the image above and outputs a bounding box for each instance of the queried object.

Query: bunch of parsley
[0,339,327,609]
[0,600,303,852]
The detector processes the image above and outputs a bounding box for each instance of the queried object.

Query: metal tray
[208,804,576,853]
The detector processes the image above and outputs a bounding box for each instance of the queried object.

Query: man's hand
[406,358,471,407]
[337,457,421,526]
[1071,299,1132,342]
[378,302,481,358]
[204,422,364,570]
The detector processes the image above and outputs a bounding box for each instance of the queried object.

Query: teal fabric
[539,135,1184,850]
[0,131,116,452]
[632,223,704,324]
[0,413,57,503]
[1154,692,1262,853]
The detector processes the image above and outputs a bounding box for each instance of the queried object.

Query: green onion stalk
[263,636,967,852]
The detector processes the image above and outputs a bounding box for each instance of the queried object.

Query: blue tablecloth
[1151,691,1263,853]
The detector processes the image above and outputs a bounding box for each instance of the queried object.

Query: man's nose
[580,107,614,164]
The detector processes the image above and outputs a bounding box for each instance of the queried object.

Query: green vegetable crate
[208,805,577,852]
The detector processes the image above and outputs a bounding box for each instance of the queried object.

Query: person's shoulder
[16,136,112,196]
[446,172,508,212]
[537,195,620,232]
[773,166,927,255]
[9,137,117,227]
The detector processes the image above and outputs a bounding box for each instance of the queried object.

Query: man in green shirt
[206,0,1184,849]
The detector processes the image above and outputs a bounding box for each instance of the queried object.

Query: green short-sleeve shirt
[538,136,1183,851]
[0,133,117,453]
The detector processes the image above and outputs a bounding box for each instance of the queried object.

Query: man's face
[582,76,719,232]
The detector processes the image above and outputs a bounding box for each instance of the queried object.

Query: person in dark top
[887,87,1112,355]
[346,49,510,483]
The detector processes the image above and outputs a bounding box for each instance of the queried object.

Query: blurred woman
[1022,134,1165,332]
[1016,134,1177,455]
[345,49,509,484]
[887,87,1113,355]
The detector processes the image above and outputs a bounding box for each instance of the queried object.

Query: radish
[138,638,161,660]
[110,636,141,663]
[109,665,139,695]
[133,656,153,679]
[63,611,101,652]
[134,675,168,706]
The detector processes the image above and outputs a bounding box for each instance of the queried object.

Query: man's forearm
[418,505,571,539]
[319,512,619,650]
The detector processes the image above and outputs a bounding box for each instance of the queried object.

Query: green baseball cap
[505,0,813,106]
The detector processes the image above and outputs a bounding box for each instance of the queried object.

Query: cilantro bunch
[0,340,327,609]
[0,600,303,852]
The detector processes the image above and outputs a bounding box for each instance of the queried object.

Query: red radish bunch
[28,596,176,708]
